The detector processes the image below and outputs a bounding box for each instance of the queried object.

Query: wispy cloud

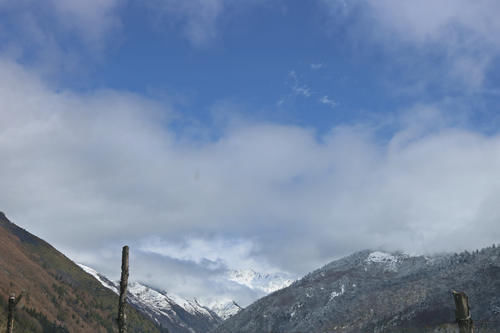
[280,70,338,108]
[310,63,324,70]
[145,0,269,47]
[0,0,122,75]
[49,0,122,46]
[319,95,337,108]
[321,0,500,92]
[289,70,312,97]
[293,86,312,97]
[147,0,225,46]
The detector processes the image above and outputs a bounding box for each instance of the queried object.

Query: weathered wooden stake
[6,294,15,333]
[453,291,473,333]
[118,245,129,333]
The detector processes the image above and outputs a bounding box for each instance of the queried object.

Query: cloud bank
[1,58,500,302]
[2,0,500,305]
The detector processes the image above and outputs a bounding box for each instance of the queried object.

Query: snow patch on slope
[365,251,407,271]
[78,264,119,294]
[366,251,397,264]
[329,284,345,301]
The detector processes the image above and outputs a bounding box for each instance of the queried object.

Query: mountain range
[78,263,294,331]
[213,248,500,332]
[79,264,222,333]
[2,210,499,333]
[0,211,294,333]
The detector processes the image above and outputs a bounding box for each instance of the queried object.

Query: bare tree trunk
[6,294,15,333]
[118,246,129,333]
[453,291,473,333]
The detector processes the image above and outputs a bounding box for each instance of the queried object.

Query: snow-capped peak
[227,269,294,293]
[208,300,243,320]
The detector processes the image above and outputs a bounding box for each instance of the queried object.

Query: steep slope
[79,264,222,333]
[214,248,500,333]
[0,212,164,333]
[79,264,295,327]
[127,283,221,333]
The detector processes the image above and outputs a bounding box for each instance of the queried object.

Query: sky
[1,0,500,306]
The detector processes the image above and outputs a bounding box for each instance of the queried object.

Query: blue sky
[4,0,500,135]
[2,0,500,305]
[9,0,500,135]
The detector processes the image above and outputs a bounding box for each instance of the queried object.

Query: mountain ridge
[78,263,222,333]
[78,263,294,330]
[0,211,163,332]
[213,247,500,332]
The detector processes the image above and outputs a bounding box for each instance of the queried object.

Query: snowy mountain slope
[207,300,243,320]
[79,263,119,293]
[209,268,294,320]
[79,263,294,323]
[126,282,221,333]
[78,264,221,333]
[214,247,500,333]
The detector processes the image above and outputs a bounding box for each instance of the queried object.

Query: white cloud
[319,95,336,108]
[0,0,121,47]
[0,0,122,75]
[2,58,500,303]
[294,86,312,97]
[364,0,500,46]
[139,237,267,272]
[321,0,500,91]
[289,70,312,97]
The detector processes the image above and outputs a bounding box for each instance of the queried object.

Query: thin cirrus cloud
[281,70,337,109]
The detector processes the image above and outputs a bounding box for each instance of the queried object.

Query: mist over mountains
[1,211,499,332]
[78,262,293,332]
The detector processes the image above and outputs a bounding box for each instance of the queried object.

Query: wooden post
[118,245,129,333]
[6,294,15,333]
[453,291,473,333]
